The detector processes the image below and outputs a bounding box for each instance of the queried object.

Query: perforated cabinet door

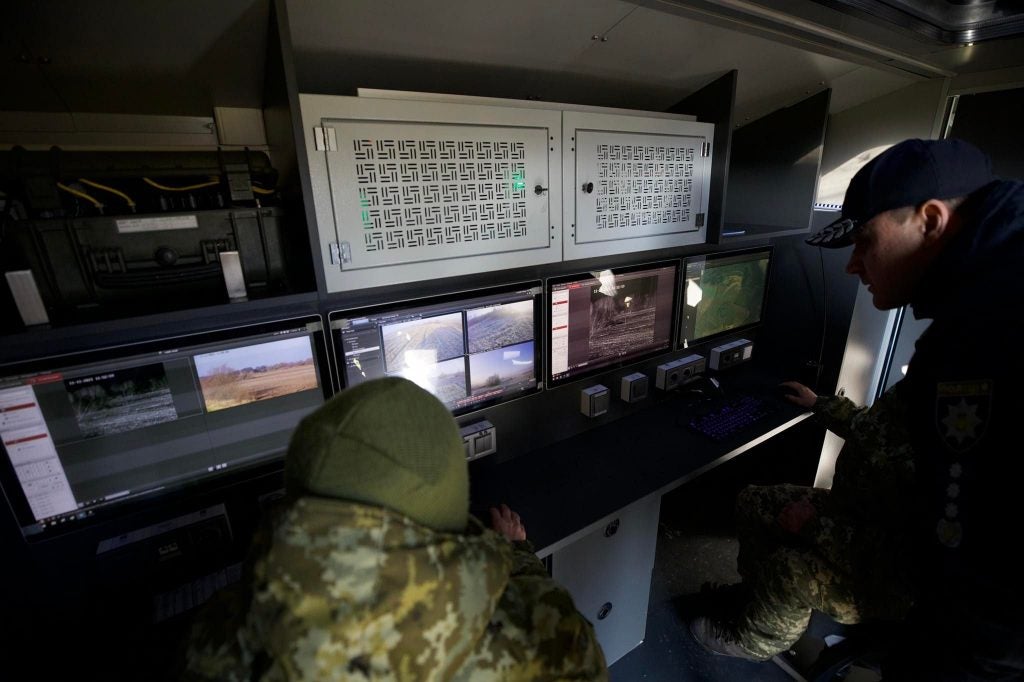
[300,94,562,292]
[564,111,713,260]
[326,121,552,268]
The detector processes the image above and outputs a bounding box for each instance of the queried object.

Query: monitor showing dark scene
[548,261,678,385]
[330,282,542,415]
[679,247,772,347]
[0,316,331,540]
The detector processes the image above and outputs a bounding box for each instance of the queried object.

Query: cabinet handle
[604,519,620,537]
[582,182,594,194]
[534,184,548,195]
[597,602,613,620]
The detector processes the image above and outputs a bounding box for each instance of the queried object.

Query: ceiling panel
[0,0,1018,130]
[566,5,916,121]
[287,0,634,73]
[288,0,920,124]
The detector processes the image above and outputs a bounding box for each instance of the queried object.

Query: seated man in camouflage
[689,380,917,662]
[184,376,607,681]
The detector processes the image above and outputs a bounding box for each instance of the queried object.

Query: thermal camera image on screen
[65,363,177,439]
[381,312,464,373]
[392,356,468,406]
[690,256,769,340]
[469,341,535,396]
[194,336,318,412]
[588,274,660,361]
[466,300,534,354]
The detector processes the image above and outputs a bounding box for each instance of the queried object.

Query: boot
[689,615,769,661]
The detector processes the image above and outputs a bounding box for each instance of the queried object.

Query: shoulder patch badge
[935,380,991,453]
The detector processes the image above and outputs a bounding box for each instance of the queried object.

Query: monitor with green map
[679,247,772,347]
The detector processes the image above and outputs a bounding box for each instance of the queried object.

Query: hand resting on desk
[490,503,527,542]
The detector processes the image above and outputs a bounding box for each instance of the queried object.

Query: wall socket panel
[620,372,649,403]
[459,420,496,461]
[709,338,753,370]
[581,384,610,417]
[655,354,706,390]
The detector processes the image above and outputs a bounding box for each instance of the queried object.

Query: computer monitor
[329,282,543,415]
[678,246,772,347]
[0,315,331,541]
[548,261,679,385]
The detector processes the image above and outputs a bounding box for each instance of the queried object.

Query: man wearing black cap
[690,138,1024,676]
[809,138,1024,679]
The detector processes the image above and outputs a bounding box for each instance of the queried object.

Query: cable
[78,178,136,209]
[815,245,828,389]
[143,176,219,191]
[57,182,103,210]
[251,184,275,195]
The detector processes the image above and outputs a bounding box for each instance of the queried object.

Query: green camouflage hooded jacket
[184,498,608,681]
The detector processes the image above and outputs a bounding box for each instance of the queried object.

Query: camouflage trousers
[731,484,914,660]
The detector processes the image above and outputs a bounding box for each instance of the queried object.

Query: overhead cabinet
[299,93,713,292]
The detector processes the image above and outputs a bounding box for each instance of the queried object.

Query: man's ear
[919,199,954,244]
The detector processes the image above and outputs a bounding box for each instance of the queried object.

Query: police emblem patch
[935,380,991,453]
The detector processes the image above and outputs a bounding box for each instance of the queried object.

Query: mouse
[773,381,816,408]
[775,383,800,399]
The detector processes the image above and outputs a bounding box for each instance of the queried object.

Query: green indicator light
[513,181,526,190]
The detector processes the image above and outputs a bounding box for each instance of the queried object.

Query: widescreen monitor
[330,282,542,415]
[548,261,678,385]
[0,315,331,540]
[679,246,772,347]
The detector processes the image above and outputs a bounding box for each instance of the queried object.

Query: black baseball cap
[806,138,994,248]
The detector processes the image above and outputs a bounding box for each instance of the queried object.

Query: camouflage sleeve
[180,583,252,682]
[180,504,285,681]
[509,539,549,578]
[812,394,865,438]
[495,570,610,681]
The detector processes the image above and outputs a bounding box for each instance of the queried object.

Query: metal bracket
[328,242,352,265]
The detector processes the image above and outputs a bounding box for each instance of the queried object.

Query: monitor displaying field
[331,283,542,415]
[194,336,318,412]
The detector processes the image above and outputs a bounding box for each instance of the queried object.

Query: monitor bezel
[677,245,774,350]
[546,259,681,388]
[327,280,544,418]
[0,314,332,543]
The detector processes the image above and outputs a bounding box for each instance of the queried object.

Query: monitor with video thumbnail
[329,282,542,415]
[0,315,331,541]
[548,261,679,385]
[679,246,772,347]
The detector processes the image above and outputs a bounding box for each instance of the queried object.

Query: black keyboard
[688,394,778,441]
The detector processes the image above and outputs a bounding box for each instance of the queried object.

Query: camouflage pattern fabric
[183,498,607,681]
[729,382,917,659]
